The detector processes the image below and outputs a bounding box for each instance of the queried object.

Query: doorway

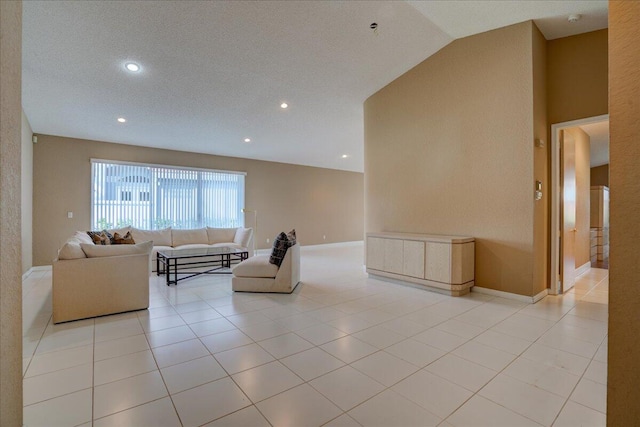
[550,115,609,295]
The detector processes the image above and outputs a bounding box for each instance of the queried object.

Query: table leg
[173,259,178,286]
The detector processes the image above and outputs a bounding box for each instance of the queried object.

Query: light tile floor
[22,243,608,426]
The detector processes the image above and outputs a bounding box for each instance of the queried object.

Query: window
[91,159,245,230]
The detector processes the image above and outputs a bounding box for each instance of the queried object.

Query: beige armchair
[53,252,150,323]
[232,243,300,293]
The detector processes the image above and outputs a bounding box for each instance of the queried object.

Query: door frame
[550,114,608,295]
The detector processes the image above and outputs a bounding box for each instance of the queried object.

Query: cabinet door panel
[403,240,425,278]
[367,237,384,270]
[384,239,404,274]
[425,242,451,283]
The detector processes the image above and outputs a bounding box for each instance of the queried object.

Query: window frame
[90,158,246,231]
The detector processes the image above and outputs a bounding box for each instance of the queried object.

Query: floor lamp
[242,208,257,256]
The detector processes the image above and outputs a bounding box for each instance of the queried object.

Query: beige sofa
[52,226,253,323]
[128,226,253,271]
[52,232,153,323]
[232,243,300,293]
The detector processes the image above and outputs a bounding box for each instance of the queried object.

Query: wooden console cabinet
[366,232,475,296]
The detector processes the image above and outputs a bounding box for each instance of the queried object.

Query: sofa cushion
[73,231,94,245]
[172,228,208,247]
[233,227,253,248]
[287,229,297,245]
[112,231,136,244]
[210,243,244,250]
[81,240,153,258]
[151,245,173,261]
[87,230,113,245]
[207,227,237,244]
[131,228,172,247]
[269,232,291,267]
[58,239,87,260]
[232,255,278,278]
[172,243,211,250]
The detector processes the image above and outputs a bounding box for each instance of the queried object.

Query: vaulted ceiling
[22,1,608,172]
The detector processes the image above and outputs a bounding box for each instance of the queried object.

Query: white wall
[21,110,33,274]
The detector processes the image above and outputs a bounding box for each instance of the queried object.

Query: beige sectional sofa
[52,226,253,323]
[129,226,253,271]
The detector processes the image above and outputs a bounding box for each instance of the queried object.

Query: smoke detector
[568,14,581,23]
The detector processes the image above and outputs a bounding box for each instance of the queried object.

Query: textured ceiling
[22,1,608,172]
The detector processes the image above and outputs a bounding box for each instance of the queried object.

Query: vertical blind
[91,159,245,230]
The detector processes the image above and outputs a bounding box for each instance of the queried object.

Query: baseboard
[255,240,364,256]
[575,261,591,277]
[472,286,549,304]
[301,240,364,249]
[22,265,52,280]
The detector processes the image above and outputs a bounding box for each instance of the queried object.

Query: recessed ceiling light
[244,138,251,143]
[125,62,140,72]
[280,102,288,109]
[341,154,349,158]
[117,117,126,123]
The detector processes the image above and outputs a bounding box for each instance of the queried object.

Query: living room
[2,1,640,426]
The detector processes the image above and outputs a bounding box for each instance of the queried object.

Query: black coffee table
[157,246,249,286]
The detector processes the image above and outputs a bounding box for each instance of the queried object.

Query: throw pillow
[112,231,136,245]
[269,232,289,267]
[87,230,113,245]
[287,229,297,245]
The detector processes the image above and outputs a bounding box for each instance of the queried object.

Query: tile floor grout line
[23,252,608,426]
[457,272,608,427]
[135,309,185,426]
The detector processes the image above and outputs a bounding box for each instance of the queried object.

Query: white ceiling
[22,1,608,173]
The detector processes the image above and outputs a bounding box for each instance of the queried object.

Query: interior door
[561,130,577,292]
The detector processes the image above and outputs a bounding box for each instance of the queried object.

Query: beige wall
[33,135,364,266]
[565,127,591,268]
[532,24,549,297]
[591,164,609,187]
[22,110,33,274]
[547,29,608,125]
[608,1,640,424]
[0,0,23,424]
[365,22,539,296]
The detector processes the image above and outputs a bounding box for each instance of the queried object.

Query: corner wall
[364,22,537,296]
[32,135,364,266]
[532,23,549,297]
[0,0,24,424]
[608,1,640,424]
[22,110,33,274]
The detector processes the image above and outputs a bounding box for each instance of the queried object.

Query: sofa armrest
[233,227,254,254]
[53,253,150,323]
